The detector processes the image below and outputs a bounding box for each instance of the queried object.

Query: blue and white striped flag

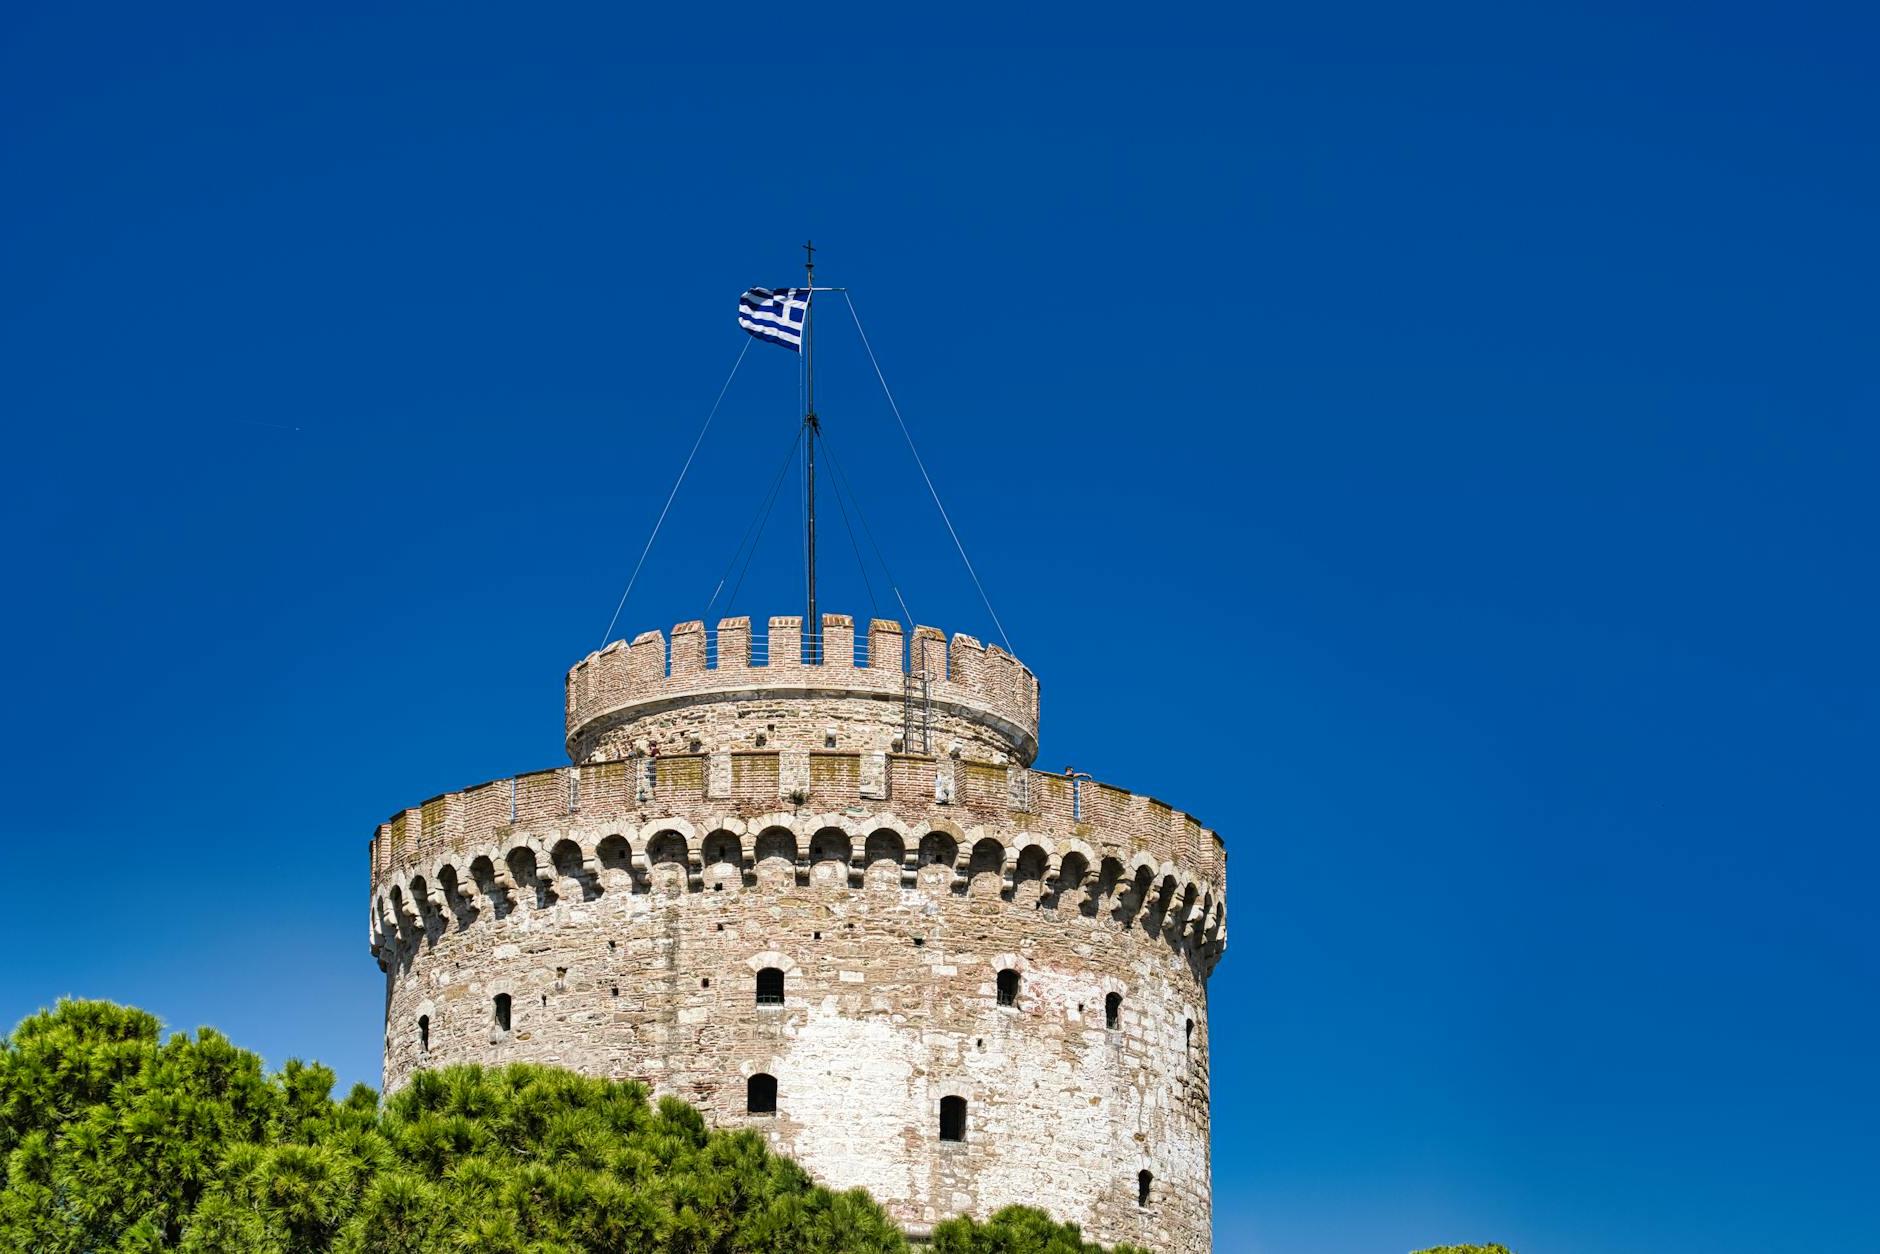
[738,287,810,352]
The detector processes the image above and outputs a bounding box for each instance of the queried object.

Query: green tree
[1,1000,1145,1254]
[932,1204,1152,1254]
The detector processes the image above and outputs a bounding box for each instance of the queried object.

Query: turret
[566,613,1040,766]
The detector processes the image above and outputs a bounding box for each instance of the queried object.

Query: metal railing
[703,630,878,669]
[1066,771,1094,821]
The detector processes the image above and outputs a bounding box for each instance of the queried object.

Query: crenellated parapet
[565,614,1041,767]
[369,808,1227,978]
[366,752,1227,971]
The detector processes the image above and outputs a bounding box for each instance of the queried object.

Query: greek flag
[738,287,810,352]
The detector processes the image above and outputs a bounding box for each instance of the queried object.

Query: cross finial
[803,239,815,286]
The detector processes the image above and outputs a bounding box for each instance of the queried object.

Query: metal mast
[803,240,820,662]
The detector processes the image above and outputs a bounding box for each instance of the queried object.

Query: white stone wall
[573,689,1024,769]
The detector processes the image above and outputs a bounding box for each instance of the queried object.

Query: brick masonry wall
[566,615,1041,767]
[575,689,1024,771]
[369,617,1224,1253]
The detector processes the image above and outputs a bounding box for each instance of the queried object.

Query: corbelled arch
[548,837,595,900]
[966,835,1007,897]
[373,820,1220,964]
[752,825,798,887]
[637,814,700,852]
[504,843,546,908]
[1012,839,1051,906]
[594,833,636,892]
[916,825,962,893]
[807,825,854,885]
[863,827,907,889]
[700,827,742,890]
[1053,848,1092,912]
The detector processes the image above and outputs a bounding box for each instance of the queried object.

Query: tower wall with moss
[368,614,1227,1253]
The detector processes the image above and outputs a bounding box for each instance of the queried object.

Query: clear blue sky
[2,5,1873,1252]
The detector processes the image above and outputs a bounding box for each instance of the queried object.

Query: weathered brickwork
[369,614,1226,1253]
[566,616,1040,767]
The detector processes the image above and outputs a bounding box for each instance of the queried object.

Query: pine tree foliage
[0,1000,1147,1253]
[934,1204,1152,1253]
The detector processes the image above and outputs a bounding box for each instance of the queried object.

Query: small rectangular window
[939,1095,967,1143]
[493,993,512,1032]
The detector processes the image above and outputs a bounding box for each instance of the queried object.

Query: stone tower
[368,613,1227,1252]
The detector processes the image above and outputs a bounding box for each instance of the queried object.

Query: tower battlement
[567,614,1040,767]
[368,753,1227,941]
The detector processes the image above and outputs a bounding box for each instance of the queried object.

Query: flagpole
[803,240,819,663]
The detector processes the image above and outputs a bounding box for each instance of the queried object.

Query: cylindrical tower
[368,613,1228,1253]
